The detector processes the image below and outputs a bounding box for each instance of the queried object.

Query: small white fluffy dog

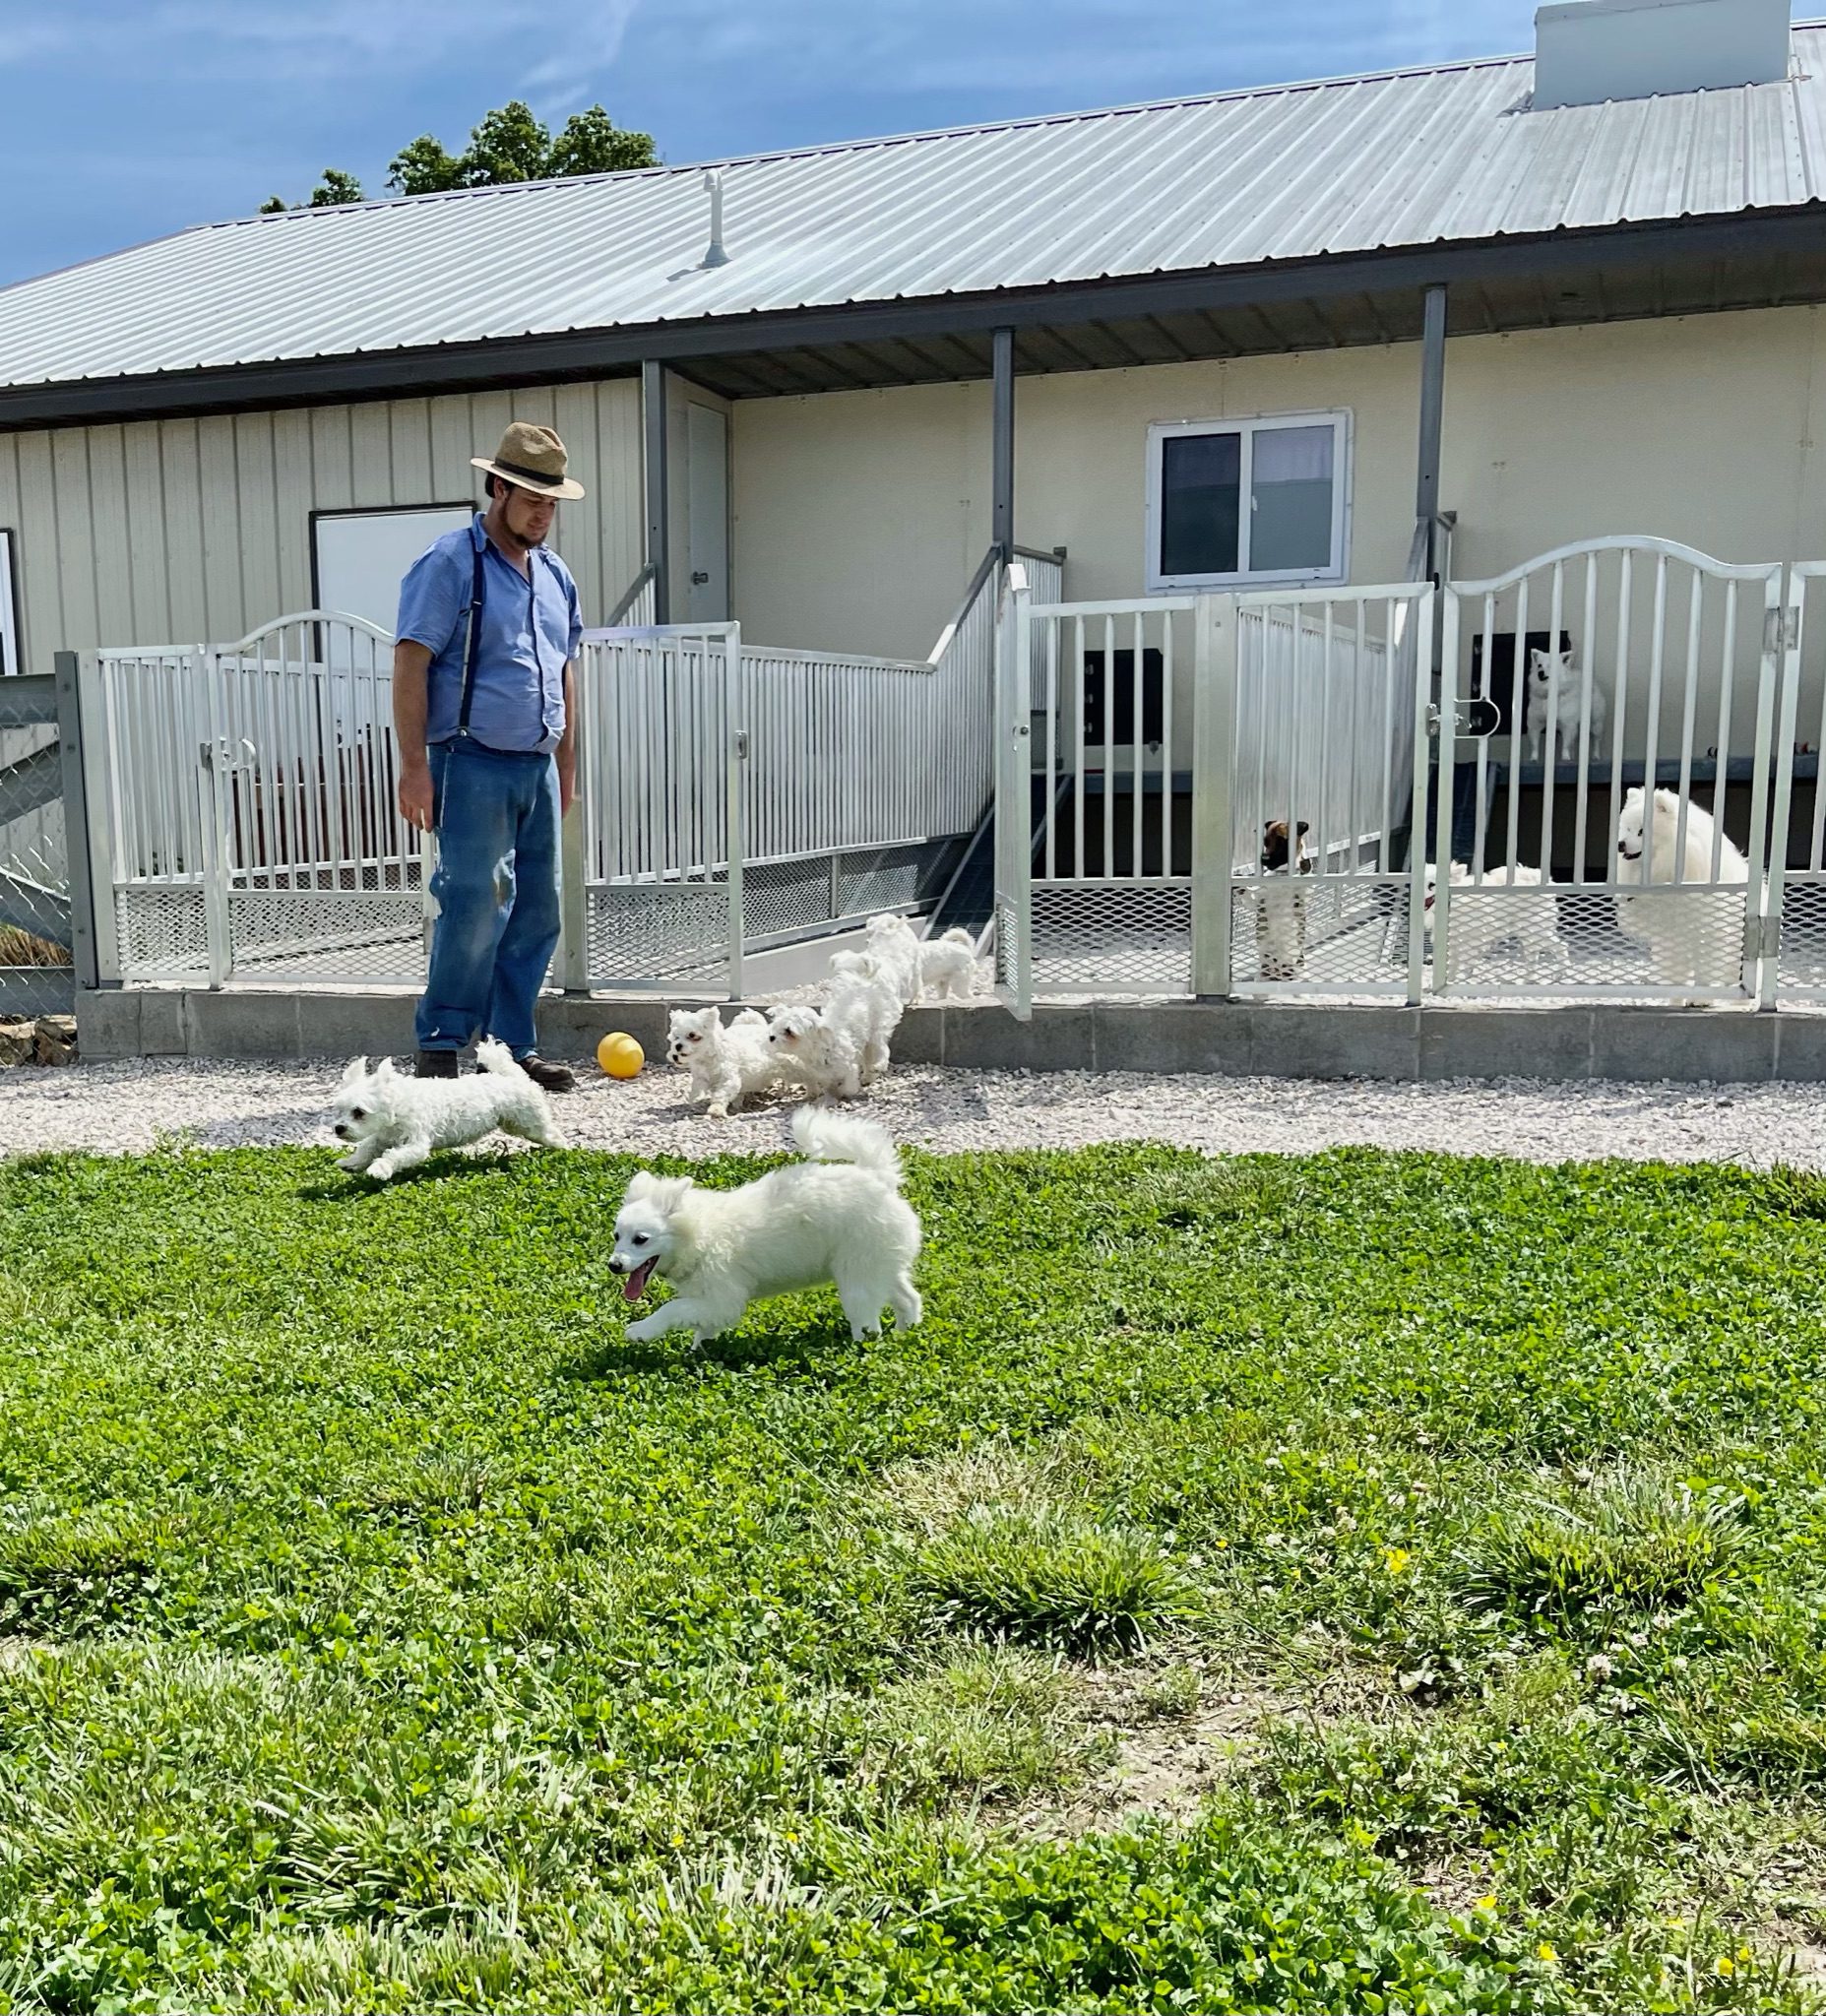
[609,1105,922,1346]
[1526,648,1606,764]
[864,913,923,1005]
[916,926,979,1002]
[826,950,903,1082]
[1614,786,1748,991]
[766,1003,864,1098]
[331,1040,565,1181]
[1427,861,1570,981]
[666,1006,781,1118]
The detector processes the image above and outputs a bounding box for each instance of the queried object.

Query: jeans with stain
[414,737,561,1058]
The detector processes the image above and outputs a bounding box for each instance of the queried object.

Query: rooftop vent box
[1534,0,1792,108]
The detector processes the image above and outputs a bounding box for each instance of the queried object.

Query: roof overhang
[1,206,1822,429]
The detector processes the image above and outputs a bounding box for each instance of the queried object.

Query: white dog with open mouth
[331,1040,565,1181]
[609,1105,923,1347]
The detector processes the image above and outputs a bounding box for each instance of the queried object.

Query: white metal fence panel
[1436,539,1779,1002]
[1021,594,1195,994]
[1227,584,1429,997]
[575,624,742,993]
[97,615,429,986]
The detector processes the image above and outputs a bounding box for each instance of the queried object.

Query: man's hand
[398,758,435,832]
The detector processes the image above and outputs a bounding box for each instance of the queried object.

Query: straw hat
[471,420,585,501]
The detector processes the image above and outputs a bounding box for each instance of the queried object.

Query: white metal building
[8,0,1826,1018]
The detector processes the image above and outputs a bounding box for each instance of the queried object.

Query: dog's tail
[475,1038,532,1081]
[791,1104,902,1185]
[937,927,975,949]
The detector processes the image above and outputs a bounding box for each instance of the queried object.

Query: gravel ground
[3,1055,1824,1168]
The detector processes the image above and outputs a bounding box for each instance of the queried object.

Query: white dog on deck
[915,926,979,1002]
[863,913,923,1005]
[331,1040,565,1181]
[1614,785,1748,992]
[825,949,904,1082]
[609,1106,923,1347]
[665,1006,781,1119]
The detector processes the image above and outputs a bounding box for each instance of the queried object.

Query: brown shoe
[516,1053,577,1094]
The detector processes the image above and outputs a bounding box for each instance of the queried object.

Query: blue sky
[4,0,1543,288]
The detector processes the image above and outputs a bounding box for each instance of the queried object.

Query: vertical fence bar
[724,625,744,999]
[1190,594,1235,999]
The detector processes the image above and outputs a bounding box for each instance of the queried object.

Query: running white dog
[665,1005,780,1118]
[916,926,979,1002]
[864,913,923,1005]
[609,1106,923,1346]
[826,949,903,1082]
[1614,786,1748,992]
[1427,861,1569,981]
[766,1003,864,1099]
[331,1040,565,1181]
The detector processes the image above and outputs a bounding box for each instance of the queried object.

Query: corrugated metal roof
[4,31,1825,392]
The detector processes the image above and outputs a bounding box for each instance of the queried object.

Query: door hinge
[691,570,710,585]
[1765,605,1801,654]
[733,729,750,760]
[1743,914,1782,960]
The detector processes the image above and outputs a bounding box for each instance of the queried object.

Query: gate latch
[1427,698,1501,739]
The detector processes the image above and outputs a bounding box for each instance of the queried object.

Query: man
[394,421,585,1091]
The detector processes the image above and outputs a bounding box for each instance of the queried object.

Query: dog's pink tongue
[623,1259,655,1303]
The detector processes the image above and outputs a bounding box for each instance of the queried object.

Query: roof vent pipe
[702,169,729,268]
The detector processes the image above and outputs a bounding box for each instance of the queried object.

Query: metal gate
[1,669,79,1016]
[95,614,428,987]
[999,577,1430,1001]
[1436,538,1779,1003]
[993,540,1795,1007]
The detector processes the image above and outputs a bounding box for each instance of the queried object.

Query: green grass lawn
[2,1139,1825,2012]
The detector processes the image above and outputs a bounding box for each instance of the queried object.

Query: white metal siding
[0,379,644,670]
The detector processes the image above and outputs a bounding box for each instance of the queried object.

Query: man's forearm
[393,646,430,767]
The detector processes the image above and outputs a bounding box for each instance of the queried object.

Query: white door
[685,403,729,624]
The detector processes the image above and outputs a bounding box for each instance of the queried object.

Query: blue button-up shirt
[396,514,583,754]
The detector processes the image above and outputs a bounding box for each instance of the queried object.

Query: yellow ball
[597,1032,645,1079]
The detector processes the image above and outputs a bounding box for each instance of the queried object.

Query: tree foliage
[257,102,656,215]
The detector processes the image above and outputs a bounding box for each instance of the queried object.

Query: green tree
[257,101,657,216]
[258,166,366,215]
[387,100,657,194]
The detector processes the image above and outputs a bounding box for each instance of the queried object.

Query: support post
[1416,284,1448,582]
[51,650,100,992]
[1190,596,1236,1000]
[642,359,670,623]
[991,327,1015,559]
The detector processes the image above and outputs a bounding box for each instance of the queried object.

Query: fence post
[51,650,100,993]
[724,624,745,1001]
[1190,595,1235,999]
[1413,588,1441,1006]
[1743,573,1787,1004]
[1761,569,1805,1009]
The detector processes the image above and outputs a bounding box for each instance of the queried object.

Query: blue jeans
[415,738,561,1057]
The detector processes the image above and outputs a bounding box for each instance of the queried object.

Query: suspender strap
[455,534,487,737]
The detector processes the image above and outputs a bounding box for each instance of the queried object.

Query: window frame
[0,529,20,676]
[1144,410,1353,594]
